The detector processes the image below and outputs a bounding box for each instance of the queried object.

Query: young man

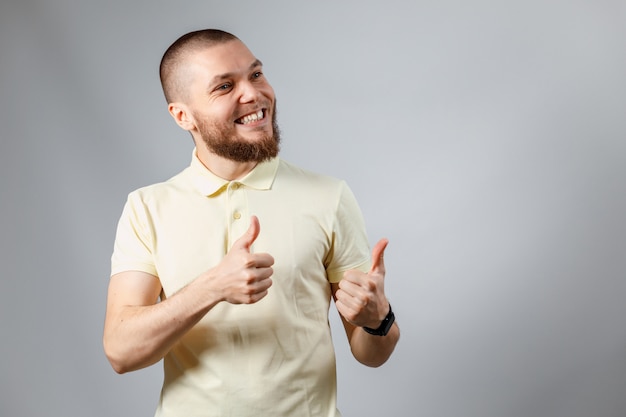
[103,29,399,416]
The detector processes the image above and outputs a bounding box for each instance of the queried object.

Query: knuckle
[343,310,357,321]
[365,278,379,292]
[242,270,256,283]
[358,293,374,307]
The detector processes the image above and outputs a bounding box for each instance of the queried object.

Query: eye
[252,71,263,80]
[216,83,232,91]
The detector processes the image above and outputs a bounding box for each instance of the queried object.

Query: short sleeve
[110,191,158,277]
[325,181,371,283]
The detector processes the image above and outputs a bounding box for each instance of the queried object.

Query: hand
[207,216,274,304]
[335,238,390,329]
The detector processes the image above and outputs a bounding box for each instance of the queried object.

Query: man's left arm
[332,238,400,367]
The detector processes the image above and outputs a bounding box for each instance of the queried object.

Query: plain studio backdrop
[1,1,625,416]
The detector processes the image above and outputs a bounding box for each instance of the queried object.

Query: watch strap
[363,303,395,336]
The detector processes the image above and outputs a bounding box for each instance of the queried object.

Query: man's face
[181,40,280,162]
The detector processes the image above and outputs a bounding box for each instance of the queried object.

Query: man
[103,29,399,416]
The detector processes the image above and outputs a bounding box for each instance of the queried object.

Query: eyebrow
[208,59,263,89]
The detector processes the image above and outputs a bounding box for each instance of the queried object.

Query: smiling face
[169,39,280,163]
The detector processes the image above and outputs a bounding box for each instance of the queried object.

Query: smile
[236,109,265,125]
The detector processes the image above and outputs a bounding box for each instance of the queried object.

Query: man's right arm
[103,216,274,374]
[103,269,220,373]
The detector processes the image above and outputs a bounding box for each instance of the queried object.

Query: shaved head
[159,29,239,103]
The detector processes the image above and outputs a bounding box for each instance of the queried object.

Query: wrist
[363,303,395,336]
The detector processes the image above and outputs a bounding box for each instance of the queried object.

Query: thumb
[231,215,260,252]
[369,238,389,274]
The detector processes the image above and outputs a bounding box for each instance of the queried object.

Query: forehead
[183,40,259,82]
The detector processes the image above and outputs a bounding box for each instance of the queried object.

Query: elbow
[354,353,391,368]
[351,326,400,368]
[359,359,386,368]
[103,336,134,374]
[350,345,391,368]
[108,358,131,375]
[103,334,160,374]
[110,361,130,375]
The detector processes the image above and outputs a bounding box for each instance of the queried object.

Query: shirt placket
[226,181,248,249]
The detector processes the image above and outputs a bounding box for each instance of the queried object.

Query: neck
[195,145,257,181]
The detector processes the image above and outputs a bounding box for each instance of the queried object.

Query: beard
[195,103,281,163]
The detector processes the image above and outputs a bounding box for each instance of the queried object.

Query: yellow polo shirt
[111,151,371,417]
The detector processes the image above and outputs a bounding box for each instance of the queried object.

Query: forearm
[104,276,221,373]
[349,322,400,367]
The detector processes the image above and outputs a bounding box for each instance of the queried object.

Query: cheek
[259,83,275,101]
[194,109,231,128]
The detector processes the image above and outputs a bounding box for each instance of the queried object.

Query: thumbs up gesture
[335,239,390,329]
[209,216,274,304]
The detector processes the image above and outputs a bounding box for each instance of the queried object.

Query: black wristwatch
[363,304,395,336]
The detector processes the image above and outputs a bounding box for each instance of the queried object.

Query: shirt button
[231,183,240,190]
[233,212,241,220]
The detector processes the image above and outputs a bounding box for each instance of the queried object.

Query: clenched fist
[335,238,390,329]
[207,216,274,304]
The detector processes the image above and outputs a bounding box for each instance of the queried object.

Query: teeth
[239,110,264,124]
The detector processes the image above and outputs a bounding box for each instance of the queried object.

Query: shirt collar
[187,149,279,197]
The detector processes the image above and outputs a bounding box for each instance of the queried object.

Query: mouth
[235,109,266,125]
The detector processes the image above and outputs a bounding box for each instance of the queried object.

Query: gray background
[1,1,625,416]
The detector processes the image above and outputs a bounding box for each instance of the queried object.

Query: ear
[168,102,195,131]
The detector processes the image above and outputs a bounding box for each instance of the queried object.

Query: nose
[238,81,261,103]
